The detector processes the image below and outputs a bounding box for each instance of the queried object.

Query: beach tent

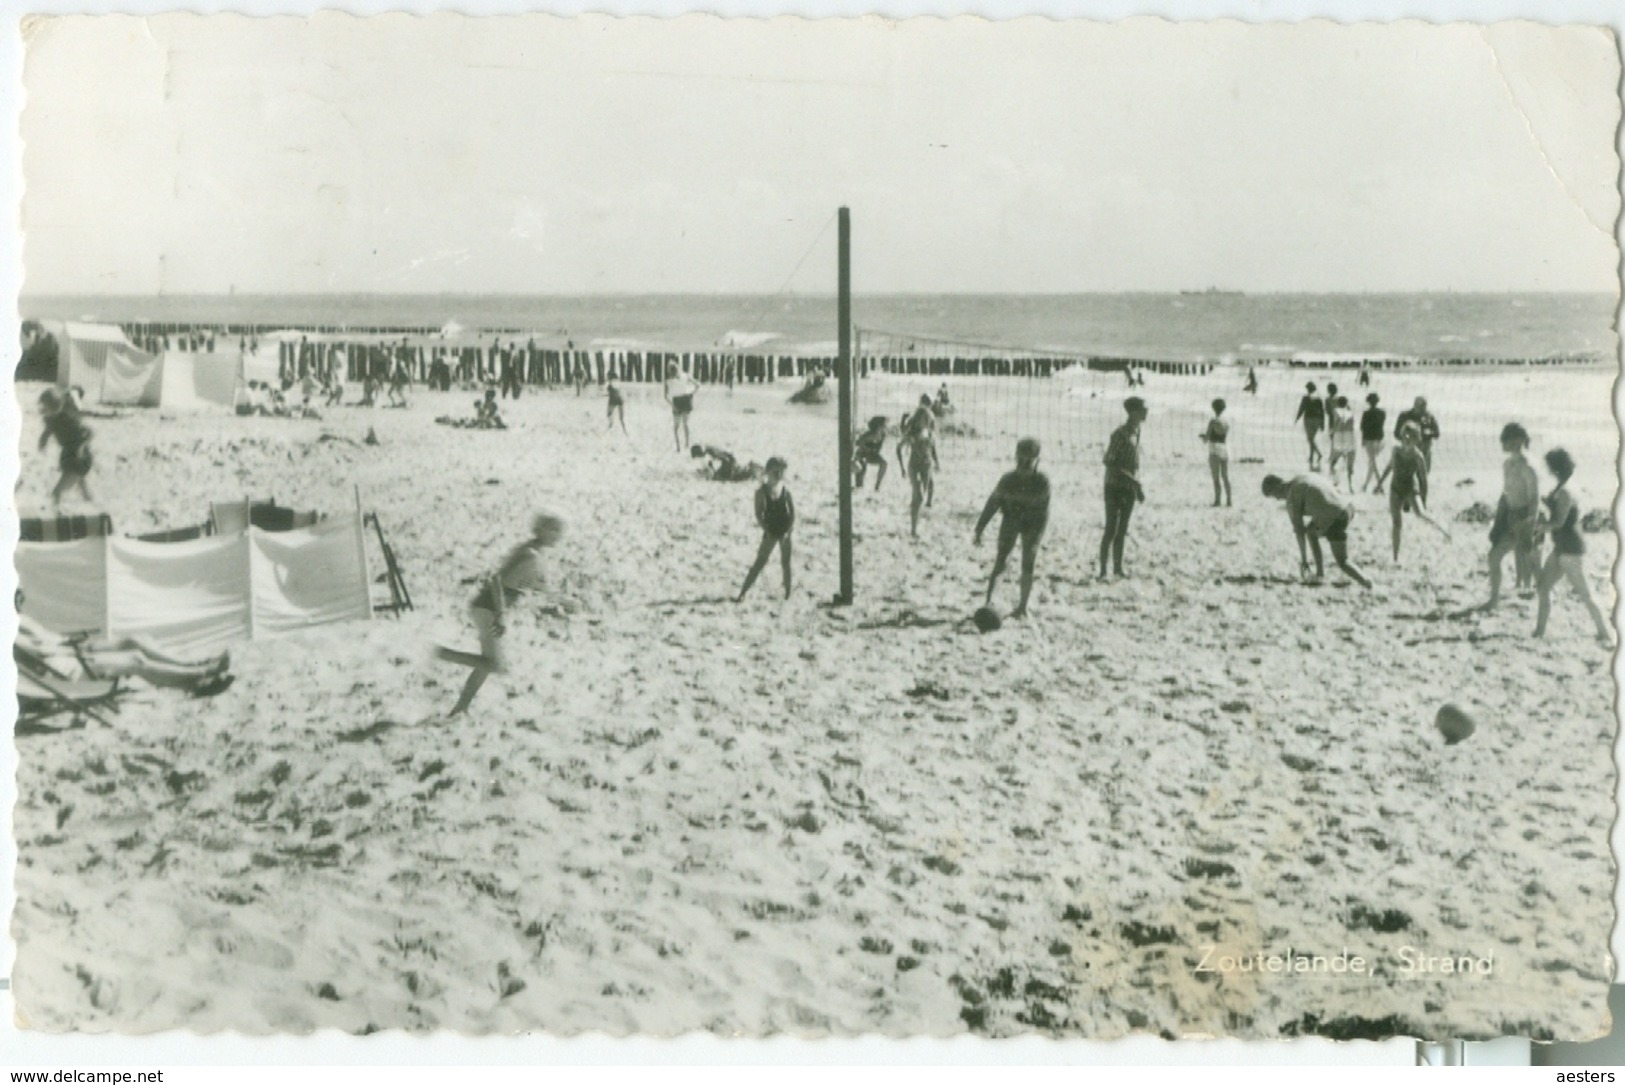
[52,322,161,405]
[16,509,373,659]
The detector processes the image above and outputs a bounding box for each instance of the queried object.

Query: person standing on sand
[1261,474,1373,588]
[1485,422,1540,610]
[1200,398,1231,507]
[1395,396,1440,473]
[606,380,627,435]
[1359,393,1387,493]
[664,361,698,453]
[37,388,94,508]
[1243,366,1258,395]
[1327,395,1357,492]
[899,395,940,538]
[436,513,564,716]
[1294,382,1325,471]
[1099,396,1147,578]
[1532,448,1611,644]
[738,457,794,601]
[975,438,1050,619]
[1377,421,1429,563]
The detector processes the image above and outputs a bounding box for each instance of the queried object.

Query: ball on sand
[973,607,1002,633]
[1435,703,1477,745]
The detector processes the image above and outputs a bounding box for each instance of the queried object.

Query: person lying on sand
[1486,422,1540,609]
[16,608,231,693]
[854,415,889,490]
[1532,447,1611,645]
[975,438,1050,619]
[1261,473,1373,588]
[692,444,760,482]
[738,457,794,602]
[436,513,564,715]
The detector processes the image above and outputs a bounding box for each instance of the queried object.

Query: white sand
[10,365,1617,1039]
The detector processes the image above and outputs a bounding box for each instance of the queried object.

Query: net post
[835,207,854,606]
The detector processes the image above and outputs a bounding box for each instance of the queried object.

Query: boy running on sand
[37,389,94,508]
[1378,421,1430,562]
[1261,473,1373,588]
[436,513,564,716]
[1200,398,1231,507]
[975,438,1050,618]
[1294,382,1325,471]
[1533,448,1611,644]
[738,457,794,601]
[1099,396,1147,578]
[854,415,889,490]
[1485,422,1540,609]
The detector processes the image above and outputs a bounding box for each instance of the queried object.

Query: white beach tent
[53,321,160,405]
[48,321,247,410]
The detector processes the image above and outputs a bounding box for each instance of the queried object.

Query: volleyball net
[849,325,1609,478]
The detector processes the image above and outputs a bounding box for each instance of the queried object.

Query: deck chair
[209,499,251,536]
[134,522,211,543]
[15,643,120,730]
[19,513,114,543]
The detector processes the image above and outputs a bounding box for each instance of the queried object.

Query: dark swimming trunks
[672,394,694,415]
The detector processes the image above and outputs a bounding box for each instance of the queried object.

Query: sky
[15,16,1625,296]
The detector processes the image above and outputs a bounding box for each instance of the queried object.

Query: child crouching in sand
[436,513,564,715]
[738,457,794,601]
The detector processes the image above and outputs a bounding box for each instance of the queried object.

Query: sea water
[20,291,1618,363]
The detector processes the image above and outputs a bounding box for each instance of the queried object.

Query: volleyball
[1435,703,1477,745]
[973,606,1002,633]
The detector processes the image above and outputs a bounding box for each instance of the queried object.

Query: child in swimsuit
[37,388,94,508]
[1533,448,1610,644]
[975,438,1050,618]
[854,415,889,490]
[1099,396,1147,578]
[738,457,794,601]
[900,396,940,538]
[1486,422,1540,609]
[1328,395,1357,491]
[1379,421,1428,562]
[1201,398,1231,507]
[606,381,627,435]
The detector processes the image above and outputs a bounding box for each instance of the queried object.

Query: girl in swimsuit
[1201,398,1231,507]
[739,457,794,600]
[1379,421,1428,562]
[900,396,940,538]
[1533,448,1611,644]
[606,380,627,435]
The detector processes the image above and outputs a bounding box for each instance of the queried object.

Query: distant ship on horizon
[1179,287,1246,297]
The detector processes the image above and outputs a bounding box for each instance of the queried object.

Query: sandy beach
[9,363,1617,1040]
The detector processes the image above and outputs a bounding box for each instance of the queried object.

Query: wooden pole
[836,207,854,606]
